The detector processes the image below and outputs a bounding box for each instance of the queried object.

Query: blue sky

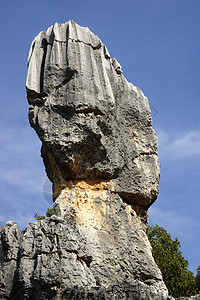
[0,0,199,275]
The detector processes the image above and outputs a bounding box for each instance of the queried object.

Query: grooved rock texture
[1,218,171,300]
[26,20,160,207]
[0,21,184,299]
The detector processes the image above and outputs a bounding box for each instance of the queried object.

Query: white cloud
[0,212,36,230]
[148,206,200,240]
[0,123,51,229]
[148,205,200,273]
[0,124,45,194]
[157,129,200,159]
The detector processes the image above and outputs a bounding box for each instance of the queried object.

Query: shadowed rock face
[26,20,160,210]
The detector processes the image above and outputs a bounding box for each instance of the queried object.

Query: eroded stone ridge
[1,220,199,299]
[1,218,169,299]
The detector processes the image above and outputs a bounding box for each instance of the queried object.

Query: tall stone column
[0,21,171,300]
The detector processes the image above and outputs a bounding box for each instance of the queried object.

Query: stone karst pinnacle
[0,21,180,299]
[26,20,160,213]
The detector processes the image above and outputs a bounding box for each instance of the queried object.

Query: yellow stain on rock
[46,148,145,229]
[54,177,145,230]
[56,178,114,229]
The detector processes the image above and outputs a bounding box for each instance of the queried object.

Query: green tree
[196,266,200,291]
[34,208,55,220]
[147,224,198,298]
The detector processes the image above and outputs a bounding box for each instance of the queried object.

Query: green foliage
[46,208,55,217]
[147,224,198,298]
[196,266,200,291]
[34,208,55,220]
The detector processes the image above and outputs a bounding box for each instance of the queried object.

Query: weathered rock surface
[1,21,196,299]
[1,215,169,299]
[26,20,160,208]
[1,219,198,299]
[0,221,21,299]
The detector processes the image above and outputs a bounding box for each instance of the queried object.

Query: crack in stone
[53,38,102,51]
[66,249,92,268]
[134,152,157,160]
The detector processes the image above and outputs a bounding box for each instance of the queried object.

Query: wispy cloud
[0,123,50,228]
[0,124,45,194]
[157,129,200,160]
[148,205,200,273]
[148,206,200,241]
[0,213,36,230]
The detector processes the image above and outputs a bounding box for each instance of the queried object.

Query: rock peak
[0,21,170,300]
[26,20,160,214]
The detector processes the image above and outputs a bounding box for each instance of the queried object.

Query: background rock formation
[0,21,176,299]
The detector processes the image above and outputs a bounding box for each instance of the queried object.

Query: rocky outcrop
[0,21,184,299]
[0,221,21,299]
[1,219,199,299]
[0,217,170,300]
[26,20,160,210]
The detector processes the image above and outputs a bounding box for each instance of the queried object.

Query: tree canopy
[34,208,55,220]
[147,224,198,298]
[196,266,200,291]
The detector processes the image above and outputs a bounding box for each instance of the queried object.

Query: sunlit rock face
[26,20,160,210]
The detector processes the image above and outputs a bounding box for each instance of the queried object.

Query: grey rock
[26,20,160,208]
[0,21,187,299]
[1,217,198,299]
[0,221,21,299]
[1,216,169,299]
